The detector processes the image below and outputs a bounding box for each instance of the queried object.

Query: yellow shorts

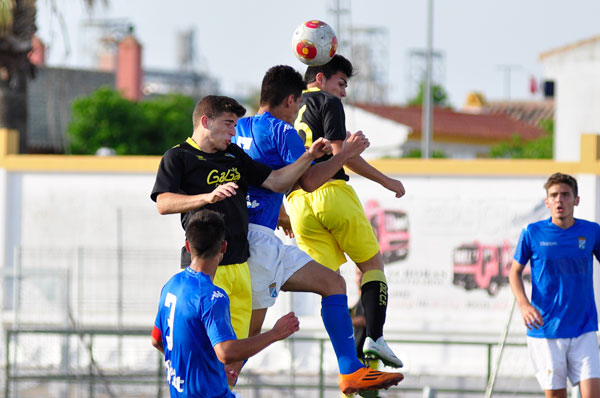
[286,180,380,271]
[213,262,252,339]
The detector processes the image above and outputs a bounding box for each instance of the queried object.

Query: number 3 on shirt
[164,292,177,351]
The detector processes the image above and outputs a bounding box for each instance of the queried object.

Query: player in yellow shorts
[289,55,406,369]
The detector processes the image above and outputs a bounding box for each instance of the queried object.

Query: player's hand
[307,137,333,159]
[272,312,300,340]
[277,212,294,238]
[224,365,239,386]
[341,130,369,160]
[518,303,544,330]
[206,182,238,204]
[383,177,406,198]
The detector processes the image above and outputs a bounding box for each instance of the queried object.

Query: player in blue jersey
[152,209,300,398]
[509,173,600,398]
[233,65,403,395]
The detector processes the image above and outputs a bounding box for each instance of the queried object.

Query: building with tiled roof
[352,103,548,158]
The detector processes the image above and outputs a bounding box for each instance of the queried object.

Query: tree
[489,118,553,159]
[68,87,195,155]
[407,81,450,107]
[402,148,447,158]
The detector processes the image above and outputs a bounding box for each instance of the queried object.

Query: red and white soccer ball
[291,20,338,66]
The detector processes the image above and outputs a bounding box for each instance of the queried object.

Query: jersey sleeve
[593,223,600,262]
[513,227,532,266]
[202,287,237,346]
[278,125,308,165]
[322,97,347,142]
[228,144,272,187]
[151,148,184,202]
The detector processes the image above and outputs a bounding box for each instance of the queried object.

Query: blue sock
[321,294,365,374]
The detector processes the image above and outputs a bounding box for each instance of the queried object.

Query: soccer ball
[291,20,338,66]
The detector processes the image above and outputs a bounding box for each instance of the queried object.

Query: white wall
[542,39,600,161]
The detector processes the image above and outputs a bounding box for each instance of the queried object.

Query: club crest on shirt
[579,237,586,250]
[269,282,278,298]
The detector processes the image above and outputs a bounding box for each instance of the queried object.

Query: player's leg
[319,182,402,368]
[528,336,568,397]
[567,331,600,398]
[578,379,600,398]
[282,256,402,393]
[248,308,268,337]
[214,262,252,388]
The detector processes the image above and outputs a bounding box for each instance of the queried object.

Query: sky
[36,0,600,108]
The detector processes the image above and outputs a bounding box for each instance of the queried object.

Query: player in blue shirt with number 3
[152,210,299,398]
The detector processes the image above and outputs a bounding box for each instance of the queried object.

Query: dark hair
[544,172,578,197]
[185,210,226,259]
[304,54,354,84]
[193,95,246,130]
[260,65,306,107]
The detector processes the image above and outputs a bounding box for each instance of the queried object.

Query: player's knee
[323,271,346,296]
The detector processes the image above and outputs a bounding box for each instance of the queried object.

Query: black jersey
[294,87,349,181]
[151,137,272,266]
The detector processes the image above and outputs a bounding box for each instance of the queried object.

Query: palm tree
[0,0,103,153]
[0,0,36,153]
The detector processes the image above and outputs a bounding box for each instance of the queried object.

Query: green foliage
[403,148,447,158]
[407,81,449,107]
[489,118,554,159]
[68,87,195,155]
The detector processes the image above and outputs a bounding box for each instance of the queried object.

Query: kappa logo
[579,237,586,250]
[211,290,225,301]
[247,199,260,209]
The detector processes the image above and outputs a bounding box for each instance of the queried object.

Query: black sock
[360,280,388,341]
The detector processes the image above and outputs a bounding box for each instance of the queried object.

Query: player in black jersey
[151,95,331,386]
[289,55,406,368]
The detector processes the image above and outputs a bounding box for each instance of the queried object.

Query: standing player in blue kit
[509,172,600,398]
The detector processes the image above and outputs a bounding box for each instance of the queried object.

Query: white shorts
[247,224,312,310]
[527,331,600,390]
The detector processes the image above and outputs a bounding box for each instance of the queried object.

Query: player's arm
[213,312,299,364]
[508,259,543,330]
[331,139,406,198]
[155,183,239,214]
[277,205,294,238]
[297,131,369,192]
[261,139,331,193]
[151,326,164,354]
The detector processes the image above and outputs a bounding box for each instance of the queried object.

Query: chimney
[28,35,46,66]
[116,29,142,101]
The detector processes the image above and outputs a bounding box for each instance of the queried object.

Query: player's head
[192,95,246,152]
[260,65,306,124]
[192,95,246,130]
[260,65,306,107]
[544,172,578,197]
[305,55,354,99]
[544,172,580,220]
[185,210,227,260]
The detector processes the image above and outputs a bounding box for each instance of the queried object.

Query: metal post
[319,339,325,398]
[421,0,434,159]
[484,298,516,398]
[5,330,10,398]
[157,351,163,398]
[423,385,437,398]
[117,208,123,368]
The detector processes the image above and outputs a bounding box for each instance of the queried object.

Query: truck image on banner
[452,241,518,296]
[364,199,410,264]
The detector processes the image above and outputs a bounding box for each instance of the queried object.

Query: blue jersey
[514,217,600,338]
[234,112,306,230]
[154,268,237,398]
